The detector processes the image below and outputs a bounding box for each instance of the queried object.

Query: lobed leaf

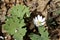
[3,4,30,40]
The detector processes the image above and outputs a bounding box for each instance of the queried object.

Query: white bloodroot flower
[33,15,45,27]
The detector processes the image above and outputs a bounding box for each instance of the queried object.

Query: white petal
[37,15,40,17]
[34,17,38,22]
[36,24,39,27]
[35,17,38,21]
[41,22,45,25]
[33,17,38,25]
[41,18,45,22]
[33,18,35,22]
[35,23,40,27]
[37,15,42,21]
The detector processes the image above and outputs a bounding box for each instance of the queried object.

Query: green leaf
[29,33,41,40]
[3,4,30,40]
[29,26,50,40]
[38,26,49,40]
[10,4,30,18]
[38,26,45,34]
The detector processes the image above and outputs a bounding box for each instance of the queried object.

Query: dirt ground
[0,0,60,40]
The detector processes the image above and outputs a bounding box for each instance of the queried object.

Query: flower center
[37,20,41,25]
